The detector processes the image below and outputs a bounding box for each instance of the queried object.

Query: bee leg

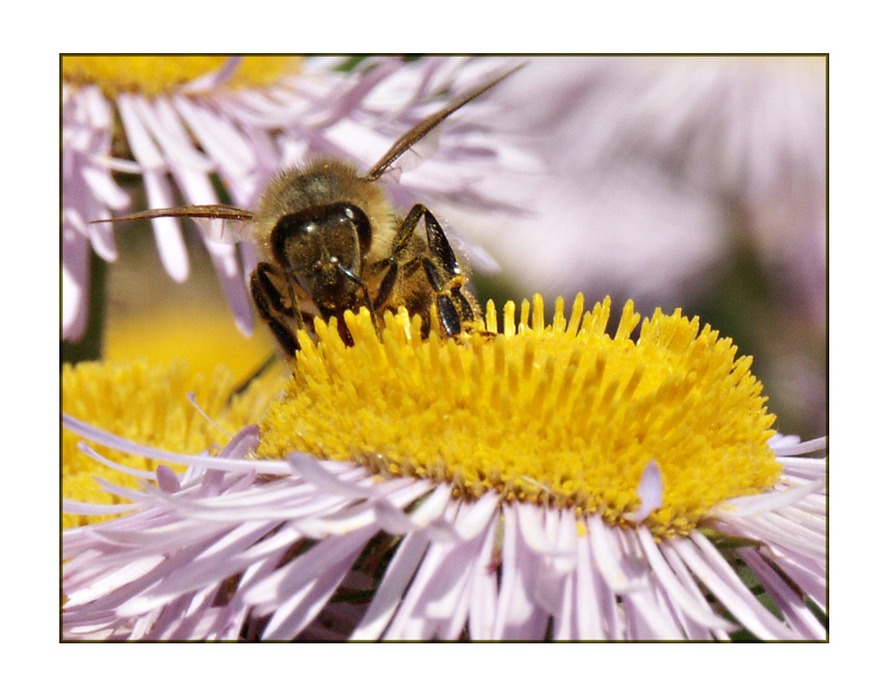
[436,289,466,336]
[250,262,303,358]
[419,256,476,335]
[391,204,427,252]
[394,205,466,281]
[421,208,463,278]
[372,258,399,310]
[394,204,479,337]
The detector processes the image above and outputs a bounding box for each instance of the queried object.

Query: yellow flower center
[62,359,284,528]
[258,295,781,538]
[62,56,302,96]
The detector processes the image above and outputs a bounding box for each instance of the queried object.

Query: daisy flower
[62,295,826,640]
[61,55,524,341]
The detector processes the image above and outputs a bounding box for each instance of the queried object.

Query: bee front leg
[372,258,399,310]
[250,262,305,359]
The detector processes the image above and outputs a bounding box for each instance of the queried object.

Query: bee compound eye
[344,205,372,252]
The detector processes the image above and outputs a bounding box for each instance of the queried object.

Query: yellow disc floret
[62,56,302,97]
[258,295,781,537]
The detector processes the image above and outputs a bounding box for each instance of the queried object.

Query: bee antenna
[89,204,254,226]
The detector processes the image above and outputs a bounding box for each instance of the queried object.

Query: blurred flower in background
[456,56,825,318]
[449,56,826,436]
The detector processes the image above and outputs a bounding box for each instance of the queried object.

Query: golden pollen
[62,56,302,97]
[258,295,781,537]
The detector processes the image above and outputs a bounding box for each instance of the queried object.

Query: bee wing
[364,63,524,182]
[192,216,253,245]
[382,128,443,183]
[91,204,255,244]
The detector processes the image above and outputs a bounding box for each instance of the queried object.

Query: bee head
[270,202,372,312]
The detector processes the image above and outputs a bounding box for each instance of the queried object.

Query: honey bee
[99,65,520,358]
